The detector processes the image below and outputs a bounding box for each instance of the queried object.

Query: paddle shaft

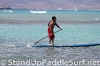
[34,30,61,44]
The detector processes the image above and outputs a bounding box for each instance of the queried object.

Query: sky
[0,0,100,9]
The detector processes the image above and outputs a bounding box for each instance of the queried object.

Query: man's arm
[55,23,62,30]
[50,22,54,34]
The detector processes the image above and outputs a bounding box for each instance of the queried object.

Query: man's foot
[53,44,54,46]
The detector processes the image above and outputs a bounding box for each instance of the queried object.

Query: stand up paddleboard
[28,43,100,47]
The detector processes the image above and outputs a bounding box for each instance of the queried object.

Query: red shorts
[48,28,55,39]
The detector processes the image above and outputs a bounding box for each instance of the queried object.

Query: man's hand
[50,33,53,36]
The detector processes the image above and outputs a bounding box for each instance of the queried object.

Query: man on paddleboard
[48,16,62,46]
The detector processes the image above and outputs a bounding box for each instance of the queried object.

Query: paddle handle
[34,30,61,44]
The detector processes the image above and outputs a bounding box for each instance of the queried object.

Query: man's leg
[51,38,54,46]
[49,39,51,44]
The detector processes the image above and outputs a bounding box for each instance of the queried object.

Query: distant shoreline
[0,6,12,10]
[0,8,100,11]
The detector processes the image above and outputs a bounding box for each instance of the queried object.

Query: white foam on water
[4,10,13,12]
[95,18,99,20]
[26,43,34,48]
[30,11,47,14]
[26,44,32,48]
[9,10,13,12]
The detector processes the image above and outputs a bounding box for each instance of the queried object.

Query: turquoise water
[0,10,100,22]
[0,24,100,46]
[0,10,100,66]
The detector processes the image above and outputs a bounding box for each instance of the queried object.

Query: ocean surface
[0,9,100,66]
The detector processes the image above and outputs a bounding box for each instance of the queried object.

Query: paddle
[34,29,61,44]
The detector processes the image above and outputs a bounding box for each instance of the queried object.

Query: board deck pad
[27,43,100,47]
